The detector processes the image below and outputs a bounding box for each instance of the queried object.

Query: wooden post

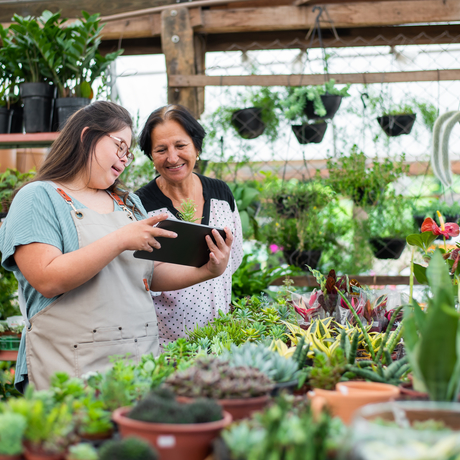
[161,7,200,118]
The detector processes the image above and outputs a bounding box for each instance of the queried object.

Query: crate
[0,335,21,350]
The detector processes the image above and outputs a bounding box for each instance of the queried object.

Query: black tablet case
[133,218,226,267]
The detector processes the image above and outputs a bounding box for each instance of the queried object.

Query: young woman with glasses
[0,101,233,392]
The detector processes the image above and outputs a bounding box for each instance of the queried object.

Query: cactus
[164,356,274,398]
[98,437,158,460]
[128,388,223,424]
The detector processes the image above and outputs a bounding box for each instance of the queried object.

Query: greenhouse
[0,0,460,459]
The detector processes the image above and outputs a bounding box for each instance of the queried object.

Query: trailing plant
[128,386,223,424]
[326,146,407,207]
[283,78,351,121]
[164,356,274,399]
[98,437,158,460]
[221,342,300,383]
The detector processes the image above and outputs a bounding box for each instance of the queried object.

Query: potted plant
[66,443,98,460]
[0,412,26,460]
[404,250,460,401]
[98,437,157,460]
[377,102,417,137]
[112,387,232,460]
[413,200,460,229]
[0,168,36,219]
[227,181,260,239]
[230,87,281,140]
[164,356,274,420]
[367,195,417,259]
[283,79,350,144]
[326,145,407,207]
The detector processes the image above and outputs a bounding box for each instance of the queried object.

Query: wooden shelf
[0,133,59,149]
[0,350,18,361]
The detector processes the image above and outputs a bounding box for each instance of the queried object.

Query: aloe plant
[404,250,460,401]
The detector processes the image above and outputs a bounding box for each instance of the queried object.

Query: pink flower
[269,244,283,254]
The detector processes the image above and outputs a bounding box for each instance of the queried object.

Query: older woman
[136,104,243,347]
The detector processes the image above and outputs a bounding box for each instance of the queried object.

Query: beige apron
[25,187,158,390]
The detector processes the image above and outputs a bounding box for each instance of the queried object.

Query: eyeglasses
[107,134,134,166]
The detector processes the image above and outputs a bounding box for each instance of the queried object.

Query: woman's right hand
[117,214,178,252]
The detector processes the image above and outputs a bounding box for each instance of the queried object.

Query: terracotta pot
[78,428,113,440]
[0,454,23,460]
[308,381,400,425]
[112,406,232,460]
[0,149,17,173]
[398,382,429,401]
[23,449,64,460]
[219,395,270,421]
[16,148,47,173]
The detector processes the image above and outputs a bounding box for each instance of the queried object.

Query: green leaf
[413,263,428,285]
[79,81,92,99]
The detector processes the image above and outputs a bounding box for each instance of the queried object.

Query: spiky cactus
[164,356,274,398]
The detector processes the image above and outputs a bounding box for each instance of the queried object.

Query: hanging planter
[291,122,327,144]
[20,83,55,133]
[304,94,343,120]
[369,237,406,259]
[231,107,265,139]
[55,97,91,130]
[283,249,322,270]
[377,114,416,137]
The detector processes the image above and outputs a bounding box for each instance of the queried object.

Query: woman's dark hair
[139,104,206,160]
[20,101,138,212]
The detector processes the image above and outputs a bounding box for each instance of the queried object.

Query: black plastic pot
[369,237,406,259]
[9,103,23,133]
[270,380,299,397]
[231,107,265,139]
[413,215,425,229]
[291,122,327,144]
[304,94,343,120]
[0,107,11,134]
[55,97,91,130]
[283,249,322,270]
[377,114,416,137]
[20,82,55,133]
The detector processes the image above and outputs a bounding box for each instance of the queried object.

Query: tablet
[133,218,227,267]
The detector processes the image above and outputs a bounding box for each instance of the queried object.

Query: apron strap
[106,191,135,221]
[18,283,31,330]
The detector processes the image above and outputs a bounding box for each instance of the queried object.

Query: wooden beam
[169,69,460,87]
[161,7,200,117]
[270,275,419,287]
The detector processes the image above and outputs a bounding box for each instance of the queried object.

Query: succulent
[128,388,223,424]
[164,356,274,399]
[98,437,158,460]
[0,412,26,455]
[67,443,98,460]
[221,342,300,383]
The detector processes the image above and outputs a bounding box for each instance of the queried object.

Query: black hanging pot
[369,237,406,259]
[20,82,55,133]
[292,122,327,144]
[283,249,322,270]
[0,107,11,134]
[413,215,426,229]
[352,186,380,207]
[55,97,91,130]
[231,107,265,139]
[304,94,343,120]
[377,114,416,137]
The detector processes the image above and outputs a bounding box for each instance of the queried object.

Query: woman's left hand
[204,227,233,277]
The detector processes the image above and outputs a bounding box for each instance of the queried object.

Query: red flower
[421,217,459,238]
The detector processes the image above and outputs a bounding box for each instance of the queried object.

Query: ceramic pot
[377,114,416,137]
[291,122,327,144]
[0,454,23,460]
[112,406,232,460]
[219,395,270,421]
[369,237,406,259]
[304,95,343,120]
[231,107,265,139]
[308,381,400,425]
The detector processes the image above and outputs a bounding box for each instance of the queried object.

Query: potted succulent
[98,437,157,460]
[0,412,26,460]
[377,102,417,137]
[326,146,407,207]
[163,356,274,420]
[66,443,98,460]
[112,387,232,460]
[367,195,417,259]
[283,79,350,144]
